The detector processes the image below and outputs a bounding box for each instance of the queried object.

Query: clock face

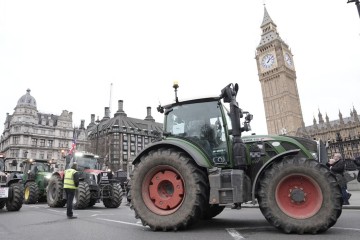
[284,53,293,66]
[261,54,275,69]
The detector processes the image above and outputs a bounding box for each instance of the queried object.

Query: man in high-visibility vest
[63,162,79,219]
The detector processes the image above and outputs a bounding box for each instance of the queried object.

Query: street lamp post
[95,117,100,155]
[347,0,360,19]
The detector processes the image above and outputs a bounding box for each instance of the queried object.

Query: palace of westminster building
[1,7,360,172]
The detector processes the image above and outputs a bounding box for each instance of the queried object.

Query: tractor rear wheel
[6,183,23,211]
[257,156,342,234]
[24,181,39,204]
[103,184,123,208]
[74,182,90,209]
[131,148,207,231]
[47,175,66,207]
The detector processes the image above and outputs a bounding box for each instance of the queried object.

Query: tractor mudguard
[132,139,212,168]
[251,149,300,203]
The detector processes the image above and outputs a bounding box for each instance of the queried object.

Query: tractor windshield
[165,100,228,160]
[75,156,99,170]
[30,162,51,172]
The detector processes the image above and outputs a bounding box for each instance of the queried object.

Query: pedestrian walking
[63,162,79,219]
[329,153,350,205]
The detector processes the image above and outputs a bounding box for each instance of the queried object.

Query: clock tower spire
[255,6,304,136]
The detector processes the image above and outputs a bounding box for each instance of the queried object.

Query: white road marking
[96,218,143,227]
[47,209,65,213]
[333,227,360,232]
[91,213,114,217]
[226,228,244,240]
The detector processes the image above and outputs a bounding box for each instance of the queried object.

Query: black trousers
[64,188,75,217]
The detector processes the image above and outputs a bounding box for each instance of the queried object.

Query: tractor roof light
[75,152,84,157]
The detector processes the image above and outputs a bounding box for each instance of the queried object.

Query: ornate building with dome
[0,89,87,170]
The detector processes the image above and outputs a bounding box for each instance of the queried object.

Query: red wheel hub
[275,174,323,219]
[142,166,185,215]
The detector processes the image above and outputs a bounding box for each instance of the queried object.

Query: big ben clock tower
[255,7,304,136]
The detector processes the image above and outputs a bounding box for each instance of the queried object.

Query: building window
[40,139,45,147]
[23,136,28,144]
[13,136,20,145]
[123,134,128,141]
[10,149,19,158]
[144,137,149,144]
[130,135,135,143]
[47,152,52,160]
[40,152,45,159]
[14,126,20,132]
[130,145,136,152]
[123,152,128,160]
[32,138,38,146]
[47,140,53,148]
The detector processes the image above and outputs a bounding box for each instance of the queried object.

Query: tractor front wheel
[131,148,207,231]
[74,182,90,209]
[47,176,66,207]
[6,183,23,211]
[257,156,342,234]
[24,181,39,204]
[103,184,123,208]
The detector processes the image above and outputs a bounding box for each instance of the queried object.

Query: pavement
[242,189,360,210]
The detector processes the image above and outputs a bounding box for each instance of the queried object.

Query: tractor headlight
[45,175,51,179]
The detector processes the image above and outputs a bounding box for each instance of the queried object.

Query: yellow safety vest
[64,169,77,189]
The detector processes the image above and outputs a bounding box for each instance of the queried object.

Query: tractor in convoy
[47,151,123,209]
[21,159,54,204]
[0,154,24,211]
[130,83,342,234]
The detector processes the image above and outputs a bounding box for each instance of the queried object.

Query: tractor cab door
[165,100,231,166]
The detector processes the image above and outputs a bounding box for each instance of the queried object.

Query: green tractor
[21,159,54,204]
[130,83,342,234]
[0,155,24,211]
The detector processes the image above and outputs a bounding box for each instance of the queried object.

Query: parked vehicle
[21,159,54,204]
[130,83,342,233]
[47,151,123,209]
[0,154,24,211]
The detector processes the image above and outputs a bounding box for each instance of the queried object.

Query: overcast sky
[1,0,360,135]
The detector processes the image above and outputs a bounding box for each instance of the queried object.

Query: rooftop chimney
[145,106,155,122]
[114,100,127,117]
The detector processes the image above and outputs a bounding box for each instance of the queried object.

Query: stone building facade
[297,108,360,159]
[255,7,304,136]
[85,100,163,173]
[0,89,87,170]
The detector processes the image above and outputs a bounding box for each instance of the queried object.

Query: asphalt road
[1,201,360,240]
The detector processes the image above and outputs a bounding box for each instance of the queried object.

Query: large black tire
[0,200,5,209]
[88,199,97,207]
[131,148,207,231]
[24,181,39,204]
[74,182,90,209]
[103,184,123,208]
[6,183,24,211]
[202,204,225,220]
[257,156,342,234]
[47,176,66,207]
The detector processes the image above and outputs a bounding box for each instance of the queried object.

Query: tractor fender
[251,149,300,203]
[51,171,64,180]
[7,178,22,187]
[132,139,212,168]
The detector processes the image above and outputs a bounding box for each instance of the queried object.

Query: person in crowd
[63,162,79,219]
[328,153,350,205]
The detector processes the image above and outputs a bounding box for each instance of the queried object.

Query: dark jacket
[330,159,346,176]
[73,172,80,188]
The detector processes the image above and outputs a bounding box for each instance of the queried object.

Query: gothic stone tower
[255,7,304,136]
